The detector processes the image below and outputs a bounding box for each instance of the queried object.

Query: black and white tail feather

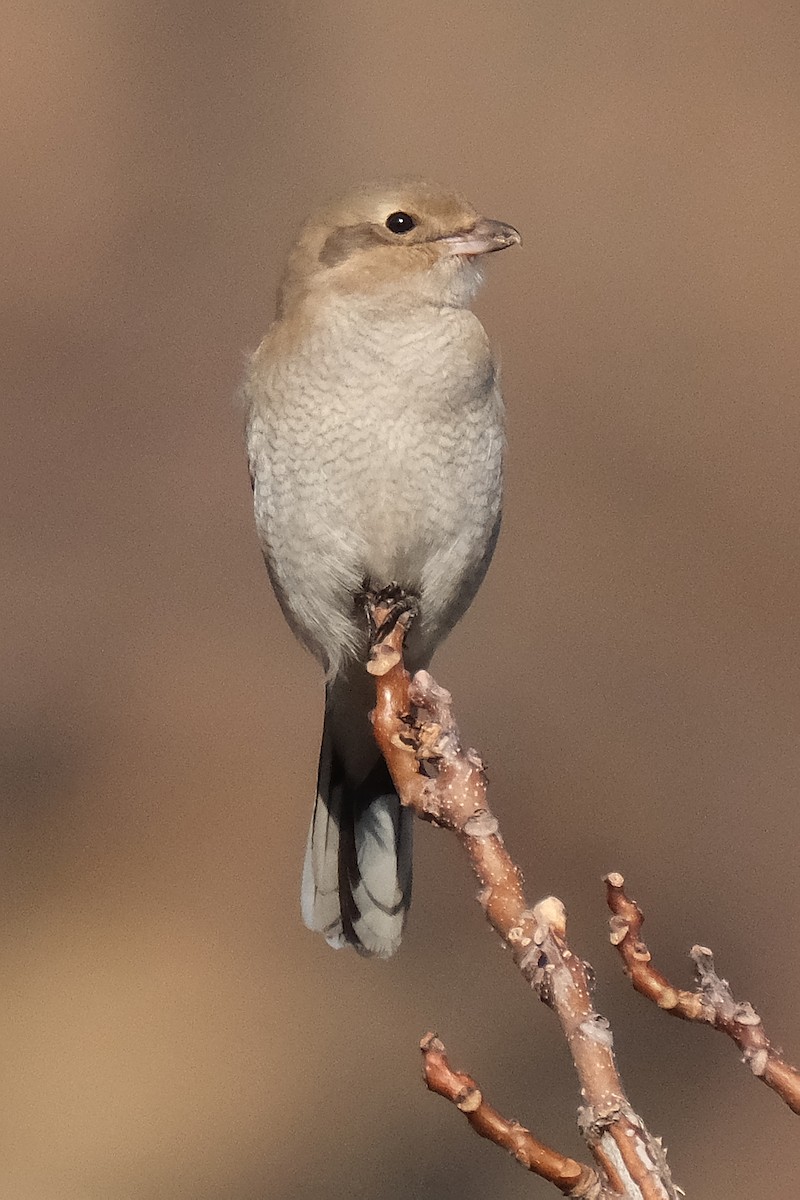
[301,678,413,957]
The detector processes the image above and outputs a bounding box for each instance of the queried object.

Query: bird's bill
[439,218,522,257]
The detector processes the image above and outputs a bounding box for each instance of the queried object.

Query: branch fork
[605,873,800,1115]
[364,599,798,1192]
[367,604,680,1198]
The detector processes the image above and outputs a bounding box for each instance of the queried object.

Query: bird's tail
[301,673,413,957]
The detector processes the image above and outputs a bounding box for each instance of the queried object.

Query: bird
[242,181,520,957]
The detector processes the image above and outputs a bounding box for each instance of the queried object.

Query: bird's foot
[360,584,418,676]
[371,584,419,643]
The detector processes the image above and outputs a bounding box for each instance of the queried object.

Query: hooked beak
[440,217,522,257]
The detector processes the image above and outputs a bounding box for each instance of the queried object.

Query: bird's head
[276,181,521,317]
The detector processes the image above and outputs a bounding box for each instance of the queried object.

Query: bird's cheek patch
[319,223,386,268]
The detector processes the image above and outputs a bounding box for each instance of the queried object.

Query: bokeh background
[4,2,800,1196]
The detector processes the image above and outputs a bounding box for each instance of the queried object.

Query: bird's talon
[362,584,419,652]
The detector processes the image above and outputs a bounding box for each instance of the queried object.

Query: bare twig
[605,872,800,1116]
[420,1032,605,1198]
[369,608,679,1198]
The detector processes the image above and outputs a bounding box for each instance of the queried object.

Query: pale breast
[245,298,504,670]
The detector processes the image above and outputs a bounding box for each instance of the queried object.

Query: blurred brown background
[3,2,800,1197]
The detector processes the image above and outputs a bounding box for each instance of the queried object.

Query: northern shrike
[243,181,520,956]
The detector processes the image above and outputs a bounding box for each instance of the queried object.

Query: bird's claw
[359,584,419,674]
[367,585,418,641]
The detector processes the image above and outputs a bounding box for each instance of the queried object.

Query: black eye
[385,211,415,234]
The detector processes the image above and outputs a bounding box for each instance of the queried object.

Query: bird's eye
[385,211,416,234]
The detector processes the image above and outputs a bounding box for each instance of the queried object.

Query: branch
[605,872,800,1116]
[420,1033,606,1198]
[368,608,679,1198]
